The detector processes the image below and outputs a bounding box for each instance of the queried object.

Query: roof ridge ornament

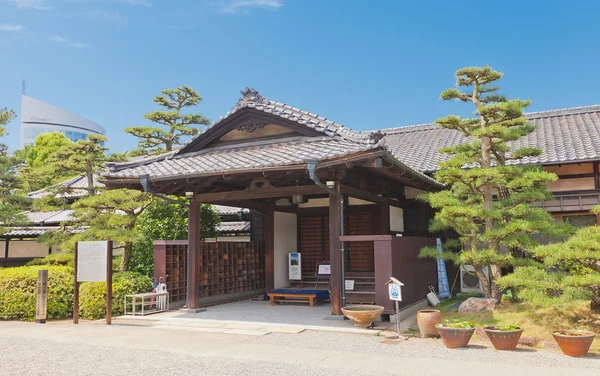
[239,87,267,104]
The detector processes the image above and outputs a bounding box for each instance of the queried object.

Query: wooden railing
[533,192,600,212]
[154,240,265,306]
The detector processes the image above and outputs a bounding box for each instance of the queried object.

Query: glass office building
[20,95,105,148]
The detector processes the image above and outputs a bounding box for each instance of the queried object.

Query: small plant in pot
[552,330,596,357]
[484,324,524,351]
[436,320,476,349]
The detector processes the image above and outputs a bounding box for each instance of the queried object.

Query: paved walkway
[0,321,597,376]
[117,300,407,335]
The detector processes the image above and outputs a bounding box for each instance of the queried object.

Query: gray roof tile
[382,105,600,173]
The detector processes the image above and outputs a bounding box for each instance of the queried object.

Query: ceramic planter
[341,305,384,328]
[436,324,475,348]
[416,310,441,338]
[484,326,524,351]
[552,330,596,357]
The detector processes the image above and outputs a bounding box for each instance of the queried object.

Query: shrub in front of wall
[79,271,152,319]
[0,265,73,321]
[27,253,75,268]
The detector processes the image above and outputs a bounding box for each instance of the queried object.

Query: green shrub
[0,265,73,321]
[79,271,152,319]
[27,253,74,268]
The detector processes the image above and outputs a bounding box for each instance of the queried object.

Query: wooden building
[103,89,600,314]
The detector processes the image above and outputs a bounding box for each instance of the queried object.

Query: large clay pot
[417,310,441,338]
[436,324,475,349]
[341,305,385,328]
[553,330,596,357]
[484,326,524,351]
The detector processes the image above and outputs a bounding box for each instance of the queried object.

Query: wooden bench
[268,292,318,307]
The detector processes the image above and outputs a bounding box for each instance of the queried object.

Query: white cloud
[0,23,25,31]
[1,0,52,10]
[85,10,128,25]
[218,0,283,14]
[50,35,90,48]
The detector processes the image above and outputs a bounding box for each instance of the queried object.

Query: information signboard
[288,253,302,280]
[77,241,109,282]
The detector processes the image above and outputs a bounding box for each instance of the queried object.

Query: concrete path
[0,321,597,376]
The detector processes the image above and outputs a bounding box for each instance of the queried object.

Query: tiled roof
[23,210,74,225]
[213,205,249,216]
[106,136,377,180]
[217,221,250,234]
[28,174,104,200]
[382,105,600,173]
[2,228,52,237]
[104,88,437,188]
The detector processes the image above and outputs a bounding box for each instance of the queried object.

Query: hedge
[79,271,152,319]
[0,265,152,321]
[27,253,74,268]
[0,265,73,320]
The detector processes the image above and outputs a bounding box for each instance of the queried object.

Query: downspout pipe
[140,174,189,208]
[306,162,346,312]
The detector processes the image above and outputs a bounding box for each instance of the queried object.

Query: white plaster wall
[298,198,329,208]
[0,240,50,258]
[390,206,404,232]
[274,212,298,289]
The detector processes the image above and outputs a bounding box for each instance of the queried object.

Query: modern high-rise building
[20,95,105,148]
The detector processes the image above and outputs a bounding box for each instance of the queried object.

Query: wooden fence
[154,240,265,306]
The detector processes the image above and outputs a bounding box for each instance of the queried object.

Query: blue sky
[1,0,599,152]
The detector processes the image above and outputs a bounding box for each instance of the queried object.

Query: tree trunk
[591,288,600,312]
[119,242,133,271]
[474,265,491,298]
[489,264,503,301]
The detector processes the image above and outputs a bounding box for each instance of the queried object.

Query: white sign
[317,264,331,275]
[77,241,109,282]
[288,253,302,280]
[388,283,402,301]
[345,279,355,291]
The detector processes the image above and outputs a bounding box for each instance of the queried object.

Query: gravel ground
[0,321,598,376]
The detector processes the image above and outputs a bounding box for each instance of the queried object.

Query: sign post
[36,269,48,324]
[386,277,406,340]
[74,241,113,325]
[288,253,302,285]
[435,238,450,299]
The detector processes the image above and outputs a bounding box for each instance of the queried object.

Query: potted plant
[484,325,524,351]
[341,305,385,328]
[552,330,596,357]
[436,320,476,348]
[416,310,441,338]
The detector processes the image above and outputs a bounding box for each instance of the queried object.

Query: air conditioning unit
[460,265,489,293]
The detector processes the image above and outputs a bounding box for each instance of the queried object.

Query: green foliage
[50,189,153,272]
[26,132,73,168]
[125,85,210,155]
[27,253,74,268]
[49,134,107,196]
[420,66,572,299]
[498,213,600,311]
[0,107,15,137]
[439,320,476,328]
[0,265,73,320]
[130,198,221,277]
[492,324,521,331]
[79,271,151,319]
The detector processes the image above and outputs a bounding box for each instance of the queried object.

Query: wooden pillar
[329,182,342,315]
[378,202,390,235]
[264,200,275,291]
[153,241,167,284]
[187,197,201,309]
[3,238,9,267]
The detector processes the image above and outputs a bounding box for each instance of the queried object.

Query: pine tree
[125,86,210,156]
[420,66,571,300]
[498,205,600,311]
[49,134,107,196]
[0,108,28,226]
